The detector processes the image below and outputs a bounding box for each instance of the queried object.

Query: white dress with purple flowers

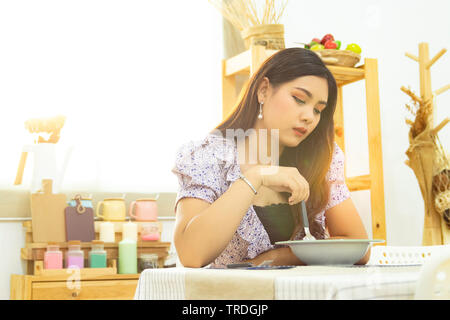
[171,133,350,268]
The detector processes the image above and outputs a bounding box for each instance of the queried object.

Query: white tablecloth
[134,265,422,300]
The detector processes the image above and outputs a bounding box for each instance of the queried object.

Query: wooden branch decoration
[402,42,449,245]
[405,52,419,62]
[427,48,447,69]
[401,86,423,104]
[435,84,450,97]
[431,118,449,136]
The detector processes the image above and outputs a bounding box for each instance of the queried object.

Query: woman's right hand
[250,165,309,205]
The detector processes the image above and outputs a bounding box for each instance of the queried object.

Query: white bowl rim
[275,239,385,245]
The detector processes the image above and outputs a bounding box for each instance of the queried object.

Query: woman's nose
[299,106,315,124]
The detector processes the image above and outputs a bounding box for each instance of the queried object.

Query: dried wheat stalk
[24,115,66,143]
[209,0,288,31]
[402,86,434,138]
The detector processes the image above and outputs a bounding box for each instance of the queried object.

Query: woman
[172,48,369,268]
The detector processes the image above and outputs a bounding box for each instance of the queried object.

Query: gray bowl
[275,239,385,265]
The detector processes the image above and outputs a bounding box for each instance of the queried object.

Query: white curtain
[0,1,224,194]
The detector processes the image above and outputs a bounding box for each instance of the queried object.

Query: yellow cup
[96,198,126,221]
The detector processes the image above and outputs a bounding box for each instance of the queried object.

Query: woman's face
[256,75,329,148]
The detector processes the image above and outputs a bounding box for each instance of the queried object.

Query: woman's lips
[293,127,306,137]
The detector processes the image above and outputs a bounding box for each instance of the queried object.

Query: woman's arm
[175,161,311,268]
[244,247,306,266]
[325,198,371,264]
[175,167,263,268]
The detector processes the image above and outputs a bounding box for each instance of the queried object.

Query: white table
[134,265,423,300]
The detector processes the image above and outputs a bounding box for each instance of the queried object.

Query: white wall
[0,0,223,194]
[0,222,27,300]
[282,0,450,245]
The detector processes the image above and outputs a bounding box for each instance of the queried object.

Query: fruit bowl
[275,239,384,265]
[315,49,361,67]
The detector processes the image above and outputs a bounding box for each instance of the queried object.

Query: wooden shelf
[21,241,170,269]
[33,260,117,277]
[11,273,140,300]
[22,220,167,252]
[346,175,371,192]
[223,47,365,85]
[12,220,171,299]
[20,220,171,272]
[327,65,365,86]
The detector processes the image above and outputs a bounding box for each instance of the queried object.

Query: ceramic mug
[96,198,126,221]
[129,198,158,221]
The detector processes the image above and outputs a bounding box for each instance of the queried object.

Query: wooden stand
[404,43,450,246]
[11,220,171,300]
[222,44,387,243]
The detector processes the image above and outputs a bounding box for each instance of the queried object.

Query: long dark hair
[213,47,337,239]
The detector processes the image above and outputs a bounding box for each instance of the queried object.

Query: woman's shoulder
[174,130,237,167]
[171,131,240,198]
[326,142,346,182]
[331,142,345,165]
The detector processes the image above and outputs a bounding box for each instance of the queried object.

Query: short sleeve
[325,143,351,211]
[171,135,227,213]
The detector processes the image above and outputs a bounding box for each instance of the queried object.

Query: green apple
[306,39,320,49]
[335,40,341,49]
[310,44,324,51]
[345,43,361,54]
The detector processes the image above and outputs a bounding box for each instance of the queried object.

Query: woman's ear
[257,77,270,103]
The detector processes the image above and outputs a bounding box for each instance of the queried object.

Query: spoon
[301,201,316,240]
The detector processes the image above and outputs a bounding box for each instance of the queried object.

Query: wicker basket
[315,49,361,67]
[241,24,285,50]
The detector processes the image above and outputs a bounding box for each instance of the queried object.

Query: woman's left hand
[243,249,277,266]
[243,247,305,266]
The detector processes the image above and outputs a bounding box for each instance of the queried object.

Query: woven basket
[315,49,360,67]
[241,24,285,50]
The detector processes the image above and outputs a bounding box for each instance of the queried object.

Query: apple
[310,44,324,51]
[345,43,361,54]
[335,40,341,49]
[320,34,334,45]
[305,38,321,49]
[324,40,337,49]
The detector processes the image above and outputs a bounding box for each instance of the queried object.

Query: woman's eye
[293,96,305,104]
[314,108,322,115]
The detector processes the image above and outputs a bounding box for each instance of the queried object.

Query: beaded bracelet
[239,173,258,195]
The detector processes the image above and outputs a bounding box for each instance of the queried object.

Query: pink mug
[129,198,158,221]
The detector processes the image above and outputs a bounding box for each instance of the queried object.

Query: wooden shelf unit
[11,273,140,300]
[222,45,386,242]
[11,220,171,300]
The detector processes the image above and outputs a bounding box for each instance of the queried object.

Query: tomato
[320,34,334,45]
[324,40,337,49]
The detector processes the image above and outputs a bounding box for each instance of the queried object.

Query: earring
[258,102,263,119]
